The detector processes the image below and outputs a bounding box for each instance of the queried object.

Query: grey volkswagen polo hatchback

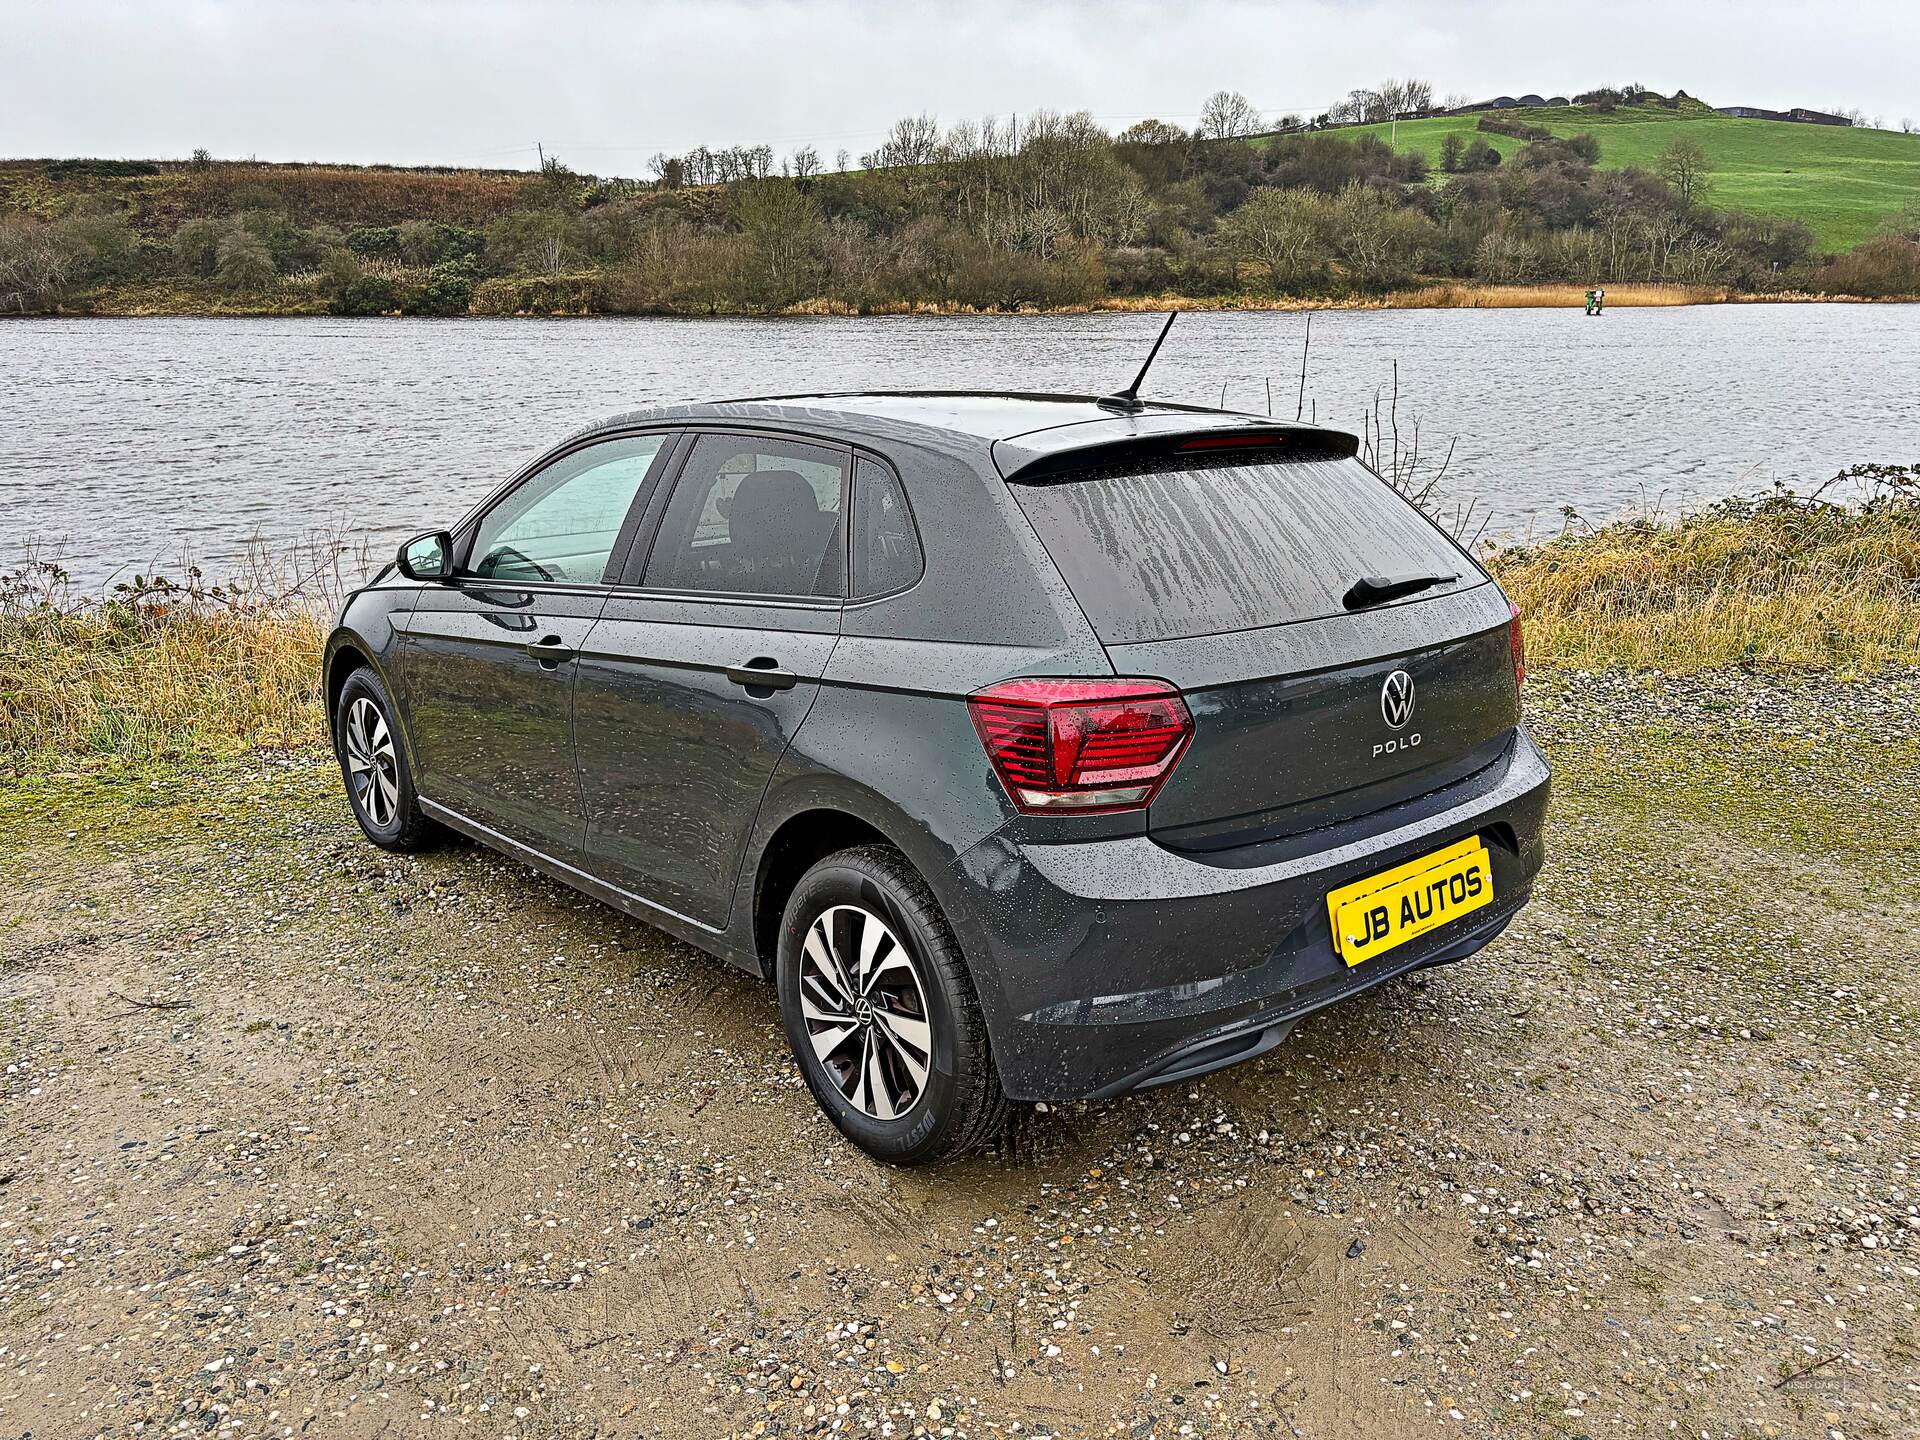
[324,391,1549,1163]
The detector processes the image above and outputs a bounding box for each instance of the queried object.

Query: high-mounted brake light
[1178,434,1288,451]
[969,678,1193,814]
[1508,601,1527,689]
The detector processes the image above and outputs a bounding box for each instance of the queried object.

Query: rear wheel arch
[751,808,894,979]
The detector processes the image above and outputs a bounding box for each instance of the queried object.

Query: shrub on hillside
[43,158,161,179]
[332,273,398,315]
[944,238,1105,311]
[169,209,330,282]
[468,271,603,315]
[214,230,275,292]
[0,215,75,312]
[171,217,228,277]
[487,209,580,276]
[1822,236,1920,297]
[1329,182,1435,290]
[405,258,482,315]
[396,220,484,266]
[1460,138,1502,172]
[1472,226,1540,282]
[1477,115,1552,143]
[54,203,139,285]
[234,209,331,272]
[1100,244,1180,296]
[1259,132,1426,194]
[1514,133,1600,167]
[344,226,405,261]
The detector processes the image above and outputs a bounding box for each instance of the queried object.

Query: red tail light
[969,678,1193,814]
[1508,601,1527,688]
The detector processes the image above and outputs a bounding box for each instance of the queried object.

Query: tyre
[777,845,1008,1164]
[332,667,441,852]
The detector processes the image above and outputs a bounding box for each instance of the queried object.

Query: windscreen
[1010,452,1480,644]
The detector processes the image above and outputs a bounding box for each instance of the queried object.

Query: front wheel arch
[324,642,372,733]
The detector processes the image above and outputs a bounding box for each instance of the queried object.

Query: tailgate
[1108,585,1520,850]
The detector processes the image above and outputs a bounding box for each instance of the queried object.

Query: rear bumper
[943,730,1551,1100]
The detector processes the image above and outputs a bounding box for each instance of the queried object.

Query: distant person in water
[1586,286,1606,315]
[1584,289,1597,314]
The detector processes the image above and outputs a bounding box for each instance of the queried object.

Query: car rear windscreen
[1009,452,1481,644]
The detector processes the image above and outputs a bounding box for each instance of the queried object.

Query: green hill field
[1315,103,1920,251]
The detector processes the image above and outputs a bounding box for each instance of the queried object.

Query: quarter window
[470,434,667,584]
[852,456,924,596]
[643,435,847,598]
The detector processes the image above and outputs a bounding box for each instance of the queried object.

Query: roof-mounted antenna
[1096,312,1177,414]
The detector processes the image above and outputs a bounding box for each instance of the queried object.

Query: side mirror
[397,530,455,582]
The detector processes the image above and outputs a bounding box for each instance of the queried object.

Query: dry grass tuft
[0,542,358,774]
[1488,466,1920,673]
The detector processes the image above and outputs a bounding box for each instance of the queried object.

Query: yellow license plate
[1327,836,1493,967]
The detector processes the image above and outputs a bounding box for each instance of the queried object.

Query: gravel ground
[1,670,1916,1439]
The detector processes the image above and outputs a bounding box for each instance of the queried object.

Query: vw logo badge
[1381,670,1415,730]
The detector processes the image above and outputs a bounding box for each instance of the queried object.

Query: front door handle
[527,635,575,667]
[726,656,798,692]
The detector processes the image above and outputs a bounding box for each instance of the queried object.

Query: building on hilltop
[1718,105,1853,126]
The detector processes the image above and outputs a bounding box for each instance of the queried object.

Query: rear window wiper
[1342,571,1458,610]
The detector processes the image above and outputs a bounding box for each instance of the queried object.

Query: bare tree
[790,145,821,179]
[1657,138,1711,205]
[1222,187,1330,289]
[1389,78,1434,116]
[1198,90,1264,140]
[0,216,75,312]
[863,114,941,169]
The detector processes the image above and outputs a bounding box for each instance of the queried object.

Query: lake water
[3,305,1917,589]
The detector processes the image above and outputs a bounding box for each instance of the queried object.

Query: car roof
[571,391,1350,450]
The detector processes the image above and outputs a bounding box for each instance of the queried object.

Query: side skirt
[418,798,763,975]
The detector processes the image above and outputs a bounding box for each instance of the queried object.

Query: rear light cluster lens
[969,678,1194,814]
[1508,601,1527,688]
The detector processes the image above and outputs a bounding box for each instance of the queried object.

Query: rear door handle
[726,656,798,691]
[527,635,576,667]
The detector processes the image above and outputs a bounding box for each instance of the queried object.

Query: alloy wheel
[343,696,401,830]
[798,904,933,1120]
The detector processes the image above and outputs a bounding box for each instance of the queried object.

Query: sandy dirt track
[1,670,1916,1438]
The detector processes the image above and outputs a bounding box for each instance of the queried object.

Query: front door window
[470,434,668,584]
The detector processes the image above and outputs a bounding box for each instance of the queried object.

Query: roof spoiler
[993,413,1359,484]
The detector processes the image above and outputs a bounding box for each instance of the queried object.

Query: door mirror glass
[397,530,455,582]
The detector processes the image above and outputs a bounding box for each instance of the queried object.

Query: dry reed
[1386,282,1729,309]
[1487,467,1920,673]
[1,538,360,774]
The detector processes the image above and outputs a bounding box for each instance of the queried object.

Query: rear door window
[642,434,848,598]
[1010,452,1479,644]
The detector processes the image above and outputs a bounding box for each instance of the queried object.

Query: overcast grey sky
[8,0,1916,169]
